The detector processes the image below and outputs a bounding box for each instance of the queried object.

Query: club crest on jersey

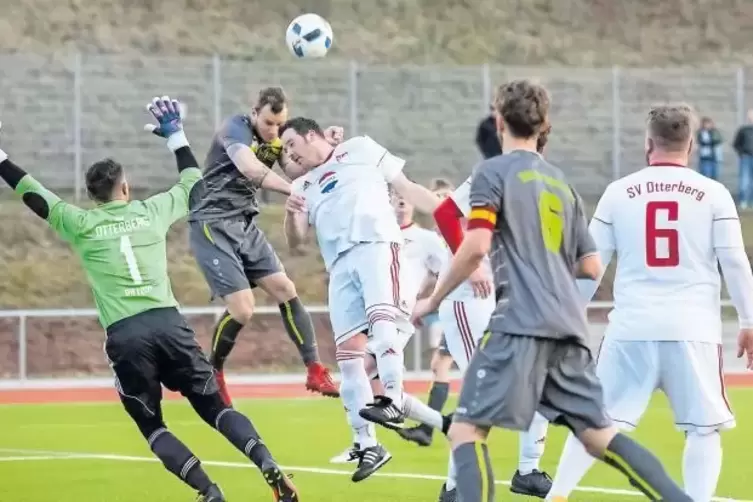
[318,171,338,193]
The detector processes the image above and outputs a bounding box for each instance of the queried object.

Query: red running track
[0,375,751,405]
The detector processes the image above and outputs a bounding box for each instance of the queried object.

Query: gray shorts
[188,216,283,299]
[455,332,611,435]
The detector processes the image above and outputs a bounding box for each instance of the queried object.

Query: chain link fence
[0,53,751,200]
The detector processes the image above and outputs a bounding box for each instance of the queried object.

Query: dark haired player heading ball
[412,80,693,502]
[0,97,298,502]
[188,87,343,404]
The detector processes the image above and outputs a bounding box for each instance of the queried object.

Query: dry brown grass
[2,0,753,65]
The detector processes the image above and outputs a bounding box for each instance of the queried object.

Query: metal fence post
[348,61,359,136]
[611,65,621,181]
[481,63,491,112]
[736,66,746,127]
[18,315,27,380]
[213,54,222,129]
[73,52,83,202]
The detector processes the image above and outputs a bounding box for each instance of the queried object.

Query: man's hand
[324,126,344,145]
[144,96,188,151]
[737,328,753,370]
[285,193,306,213]
[411,297,439,326]
[469,266,493,298]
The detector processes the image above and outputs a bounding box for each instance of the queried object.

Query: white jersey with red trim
[292,136,405,271]
[400,223,445,301]
[590,165,741,343]
[442,175,494,302]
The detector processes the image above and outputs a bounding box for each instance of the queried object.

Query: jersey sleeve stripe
[713,217,739,221]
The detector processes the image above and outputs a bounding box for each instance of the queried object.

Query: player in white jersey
[546,105,753,502]
[328,186,452,465]
[433,170,553,500]
[395,179,459,448]
[280,117,444,482]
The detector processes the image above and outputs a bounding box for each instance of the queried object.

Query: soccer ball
[285,13,333,59]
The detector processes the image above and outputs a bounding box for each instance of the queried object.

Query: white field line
[0,448,748,502]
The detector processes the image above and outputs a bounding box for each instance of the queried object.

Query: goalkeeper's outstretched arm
[0,150,84,239]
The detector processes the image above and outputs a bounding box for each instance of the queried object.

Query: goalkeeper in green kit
[0,96,299,502]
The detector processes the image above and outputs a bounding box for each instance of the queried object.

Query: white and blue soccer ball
[286,13,334,59]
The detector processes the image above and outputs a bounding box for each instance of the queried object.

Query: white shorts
[596,338,736,434]
[438,297,495,373]
[328,242,415,346]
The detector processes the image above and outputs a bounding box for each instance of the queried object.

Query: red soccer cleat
[215,370,233,406]
[305,362,340,398]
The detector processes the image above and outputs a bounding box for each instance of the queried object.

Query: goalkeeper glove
[144,96,188,152]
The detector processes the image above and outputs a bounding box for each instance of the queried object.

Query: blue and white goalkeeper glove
[144,96,188,152]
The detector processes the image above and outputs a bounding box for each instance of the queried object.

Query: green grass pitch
[0,389,752,501]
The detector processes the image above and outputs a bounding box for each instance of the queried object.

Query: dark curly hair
[494,79,550,139]
[85,158,124,203]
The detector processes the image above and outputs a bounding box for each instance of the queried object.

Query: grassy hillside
[3,0,753,65]
[2,197,752,308]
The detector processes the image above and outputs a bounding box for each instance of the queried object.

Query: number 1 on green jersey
[120,235,143,284]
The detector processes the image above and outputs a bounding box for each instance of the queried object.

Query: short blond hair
[647,104,696,152]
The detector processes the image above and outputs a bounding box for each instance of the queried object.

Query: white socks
[546,433,597,500]
[518,412,549,474]
[369,316,404,407]
[683,431,722,502]
[402,393,443,430]
[336,350,377,448]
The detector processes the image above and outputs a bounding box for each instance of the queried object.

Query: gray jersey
[468,150,596,342]
[188,114,282,222]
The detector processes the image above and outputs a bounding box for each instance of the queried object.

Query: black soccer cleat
[351,444,392,482]
[509,469,553,499]
[196,484,225,502]
[359,395,405,430]
[396,425,433,447]
[262,465,299,502]
[437,482,458,502]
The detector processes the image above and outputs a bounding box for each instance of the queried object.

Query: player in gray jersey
[188,87,342,404]
[412,80,692,502]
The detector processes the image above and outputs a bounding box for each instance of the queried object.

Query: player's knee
[186,392,227,427]
[130,413,167,441]
[258,272,297,302]
[430,351,453,378]
[448,421,486,448]
[225,290,255,324]
[364,353,378,378]
[577,425,618,458]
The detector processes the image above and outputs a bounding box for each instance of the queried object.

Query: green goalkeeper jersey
[15,168,202,328]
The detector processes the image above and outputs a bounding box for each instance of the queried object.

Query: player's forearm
[417,274,438,300]
[174,146,199,173]
[0,156,55,219]
[227,145,292,195]
[576,249,612,305]
[260,170,292,196]
[391,177,439,215]
[717,247,753,328]
[432,242,484,304]
[284,211,308,249]
[0,154,26,189]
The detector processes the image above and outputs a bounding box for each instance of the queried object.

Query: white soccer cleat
[329,444,360,464]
